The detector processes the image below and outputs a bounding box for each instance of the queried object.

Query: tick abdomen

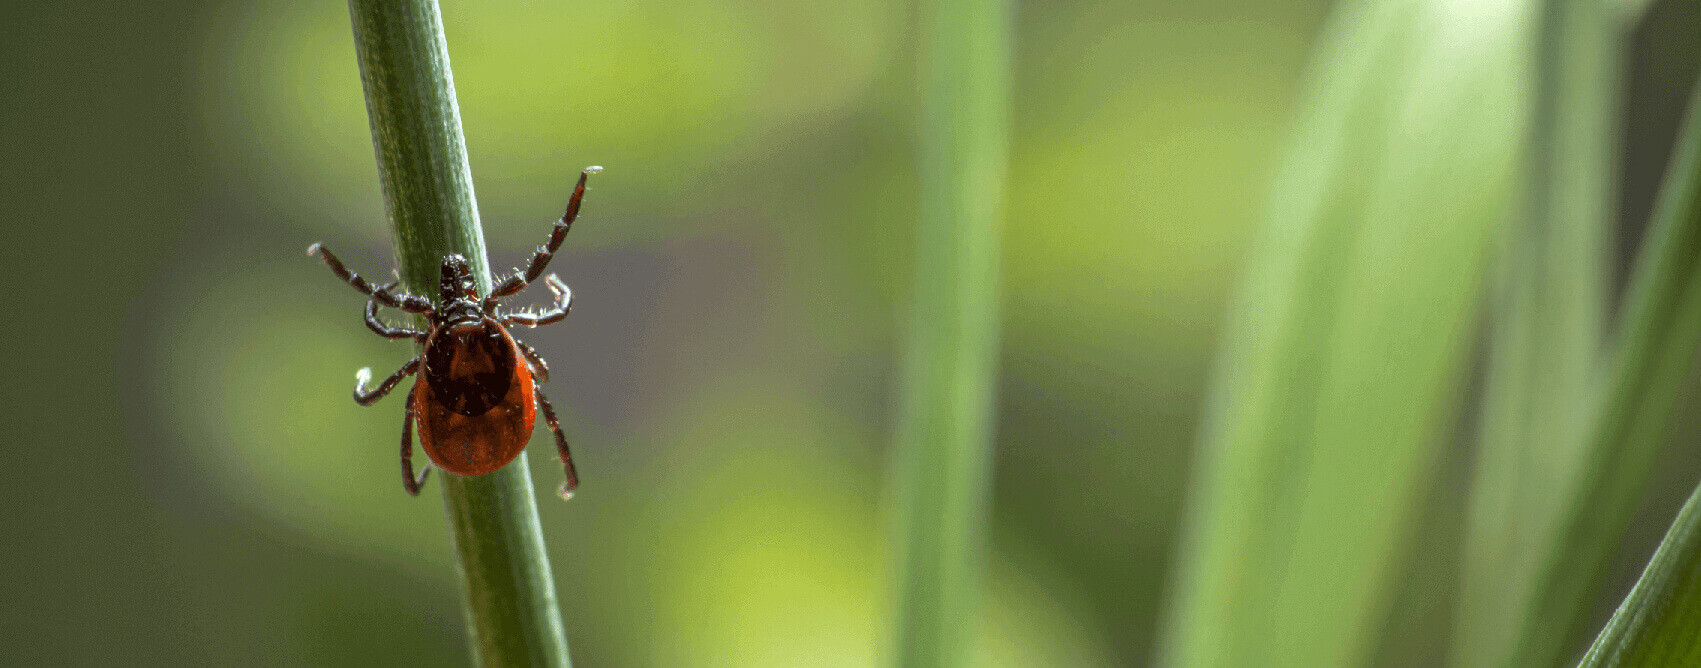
[415,318,536,476]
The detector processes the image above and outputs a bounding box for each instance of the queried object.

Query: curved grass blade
[1579,479,1701,667]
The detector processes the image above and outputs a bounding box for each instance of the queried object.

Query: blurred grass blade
[1514,75,1701,668]
[346,0,571,665]
[1454,0,1616,664]
[1578,478,1701,667]
[1158,1,1531,665]
[1615,0,1657,27]
[889,0,1010,665]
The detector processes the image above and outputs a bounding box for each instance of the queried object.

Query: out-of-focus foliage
[1160,0,1532,665]
[7,0,1319,664]
[1570,76,1701,668]
[889,0,1010,665]
[1513,74,1701,667]
[1456,0,1615,663]
[4,0,1698,665]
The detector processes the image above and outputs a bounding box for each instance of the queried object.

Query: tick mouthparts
[559,484,575,501]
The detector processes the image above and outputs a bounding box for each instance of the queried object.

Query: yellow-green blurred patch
[604,380,1113,665]
[145,259,451,570]
[199,0,901,244]
[1006,19,1306,385]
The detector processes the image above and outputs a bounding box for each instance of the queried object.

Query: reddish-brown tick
[309,166,601,499]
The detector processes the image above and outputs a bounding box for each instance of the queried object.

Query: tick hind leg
[400,391,432,495]
[354,357,420,406]
[486,166,601,307]
[533,387,580,499]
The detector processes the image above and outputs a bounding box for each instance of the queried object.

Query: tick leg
[400,392,432,496]
[366,281,428,340]
[354,357,420,406]
[504,275,573,328]
[486,166,601,308]
[534,387,580,499]
[516,341,550,383]
[309,243,434,314]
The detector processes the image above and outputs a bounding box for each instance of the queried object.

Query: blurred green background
[3,0,1699,666]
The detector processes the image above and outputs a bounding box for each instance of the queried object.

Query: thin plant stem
[890,0,1011,665]
[346,1,571,665]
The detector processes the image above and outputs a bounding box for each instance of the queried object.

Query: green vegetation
[1161,1,1527,663]
[890,0,1010,666]
[1163,0,1701,665]
[1513,74,1701,668]
[1458,0,1615,665]
[1580,480,1701,666]
[15,0,1701,665]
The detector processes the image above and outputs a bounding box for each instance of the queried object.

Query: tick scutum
[424,318,519,416]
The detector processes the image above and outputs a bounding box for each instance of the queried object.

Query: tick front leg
[400,390,432,495]
[485,166,601,306]
[309,243,434,314]
[533,387,580,499]
[366,281,428,340]
[504,275,573,328]
[354,357,420,406]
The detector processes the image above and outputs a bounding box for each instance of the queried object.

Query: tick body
[310,166,601,499]
[414,315,535,476]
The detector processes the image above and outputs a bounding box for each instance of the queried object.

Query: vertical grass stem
[891,0,1012,666]
[346,1,572,665]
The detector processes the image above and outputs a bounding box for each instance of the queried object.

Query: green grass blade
[1454,0,1616,664]
[1615,0,1657,27]
[1158,1,1531,665]
[889,0,1011,665]
[346,1,571,665]
[1514,75,1701,668]
[1579,479,1701,667]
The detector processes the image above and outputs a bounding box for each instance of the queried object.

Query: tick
[308,166,602,499]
